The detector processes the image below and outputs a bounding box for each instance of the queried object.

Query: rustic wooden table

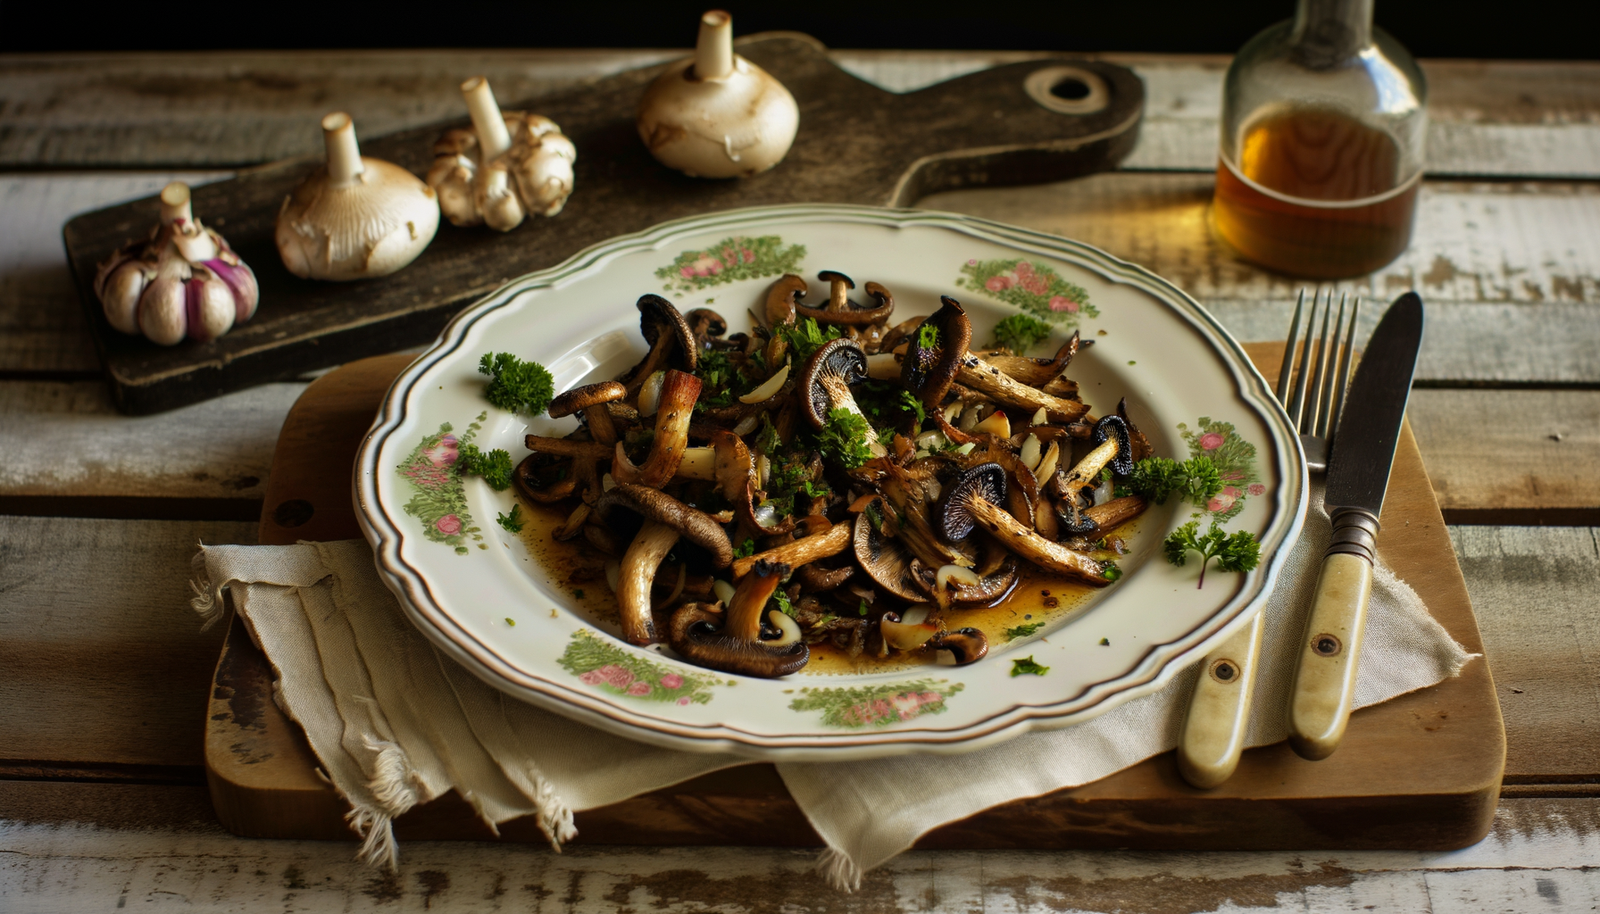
[2,49,1597,912]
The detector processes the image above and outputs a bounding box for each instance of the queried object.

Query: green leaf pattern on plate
[955,257,1098,328]
[655,235,807,294]
[396,412,490,554]
[789,679,965,728]
[559,631,725,705]
[1180,416,1262,522]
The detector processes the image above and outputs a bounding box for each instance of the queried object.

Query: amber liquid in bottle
[1212,107,1420,278]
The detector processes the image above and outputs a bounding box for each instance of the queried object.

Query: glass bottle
[1211,0,1427,278]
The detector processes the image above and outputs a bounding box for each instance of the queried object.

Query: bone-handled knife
[1178,612,1265,788]
[1288,292,1425,761]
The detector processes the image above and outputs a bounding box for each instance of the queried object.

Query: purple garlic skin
[94,183,260,346]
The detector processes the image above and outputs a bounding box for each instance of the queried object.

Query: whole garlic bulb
[276,112,441,281]
[427,76,577,232]
[93,182,260,346]
[636,10,799,178]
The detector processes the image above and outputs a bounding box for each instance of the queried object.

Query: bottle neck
[1289,0,1374,68]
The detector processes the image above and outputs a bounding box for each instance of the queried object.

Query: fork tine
[1305,290,1336,435]
[1324,294,1361,441]
[1312,291,1350,438]
[1277,289,1307,408]
[1287,290,1321,431]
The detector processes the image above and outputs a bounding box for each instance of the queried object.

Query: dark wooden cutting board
[61,36,1142,414]
[205,344,1504,850]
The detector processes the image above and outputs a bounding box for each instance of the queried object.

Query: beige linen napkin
[193,484,1474,890]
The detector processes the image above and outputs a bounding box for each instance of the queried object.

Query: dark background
[1,0,1596,58]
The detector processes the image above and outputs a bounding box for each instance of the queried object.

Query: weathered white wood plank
[8,172,1600,383]
[924,174,1600,383]
[0,517,253,767]
[1450,526,1600,781]
[4,52,1598,177]
[0,171,229,373]
[1,786,1596,913]
[0,380,302,503]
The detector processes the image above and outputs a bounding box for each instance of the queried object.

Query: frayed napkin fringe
[190,545,225,631]
[527,769,579,852]
[346,806,400,871]
[817,847,863,892]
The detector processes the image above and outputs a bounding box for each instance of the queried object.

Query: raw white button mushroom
[276,112,440,281]
[427,77,577,231]
[93,182,260,346]
[636,10,800,178]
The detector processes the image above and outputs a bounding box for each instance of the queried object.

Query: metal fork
[1177,288,1360,789]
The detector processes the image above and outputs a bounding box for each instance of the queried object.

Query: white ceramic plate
[355,204,1307,761]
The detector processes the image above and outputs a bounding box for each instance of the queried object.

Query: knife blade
[1288,291,1425,761]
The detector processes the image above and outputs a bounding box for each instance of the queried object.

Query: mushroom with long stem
[276,112,440,281]
[938,463,1113,586]
[613,369,702,487]
[791,271,896,327]
[902,296,973,411]
[595,484,734,645]
[667,560,809,677]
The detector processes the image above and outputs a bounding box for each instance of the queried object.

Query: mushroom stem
[618,519,681,645]
[158,182,193,226]
[461,76,513,162]
[967,496,1111,586]
[957,353,1089,423]
[694,10,735,81]
[613,369,702,487]
[725,560,786,641]
[321,112,365,186]
[732,519,851,579]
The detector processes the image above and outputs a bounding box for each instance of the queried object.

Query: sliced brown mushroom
[933,554,1021,606]
[880,606,940,651]
[595,484,734,645]
[878,461,977,570]
[667,561,809,678]
[513,452,579,503]
[928,628,989,665]
[853,500,932,601]
[548,381,627,447]
[619,295,698,399]
[794,271,895,327]
[976,330,1081,387]
[902,296,972,411]
[613,369,702,487]
[685,308,727,352]
[956,352,1089,424]
[938,463,1112,586]
[1053,414,1130,502]
[1116,398,1154,463]
[764,273,808,328]
[798,337,869,428]
[1058,495,1149,537]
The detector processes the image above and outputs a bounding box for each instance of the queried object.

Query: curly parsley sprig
[1126,456,1224,507]
[457,443,514,491]
[1163,520,1261,588]
[478,352,554,416]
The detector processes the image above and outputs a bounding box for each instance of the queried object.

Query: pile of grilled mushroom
[516,271,1153,679]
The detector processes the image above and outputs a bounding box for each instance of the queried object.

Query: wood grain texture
[60,37,1144,414]
[205,345,1505,850]
[6,51,1599,177]
[0,516,252,768]
[1450,526,1600,785]
[3,783,1597,913]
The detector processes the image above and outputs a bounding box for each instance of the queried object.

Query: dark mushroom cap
[1054,499,1101,537]
[816,269,854,288]
[685,307,727,338]
[853,501,931,601]
[1116,397,1154,463]
[594,484,734,568]
[796,272,895,326]
[764,274,808,328]
[623,294,698,380]
[929,628,989,665]
[548,381,627,419]
[667,603,811,678]
[798,337,868,429]
[936,463,1008,541]
[1092,414,1135,476]
[513,452,578,503]
[901,296,972,409]
[947,554,1021,606]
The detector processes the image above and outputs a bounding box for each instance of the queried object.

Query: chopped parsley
[1011,656,1050,677]
[694,348,759,410]
[1101,561,1122,582]
[734,538,757,559]
[993,314,1052,353]
[1163,520,1262,589]
[857,600,870,616]
[816,407,875,470]
[457,444,514,491]
[772,588,797,618]
[916,321,941,351]
[774,317,842,364]
[478,352,554,416]
[496,504,525,533]
[1126,456,1224,507]
[1100,638,1110,646]
[1004,622,1045,640]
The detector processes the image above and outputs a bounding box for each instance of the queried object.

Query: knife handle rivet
[1312,634,1342,657]
[1208,659,1239,684]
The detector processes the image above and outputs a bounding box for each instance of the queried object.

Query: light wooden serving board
[206,343,1504,849]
